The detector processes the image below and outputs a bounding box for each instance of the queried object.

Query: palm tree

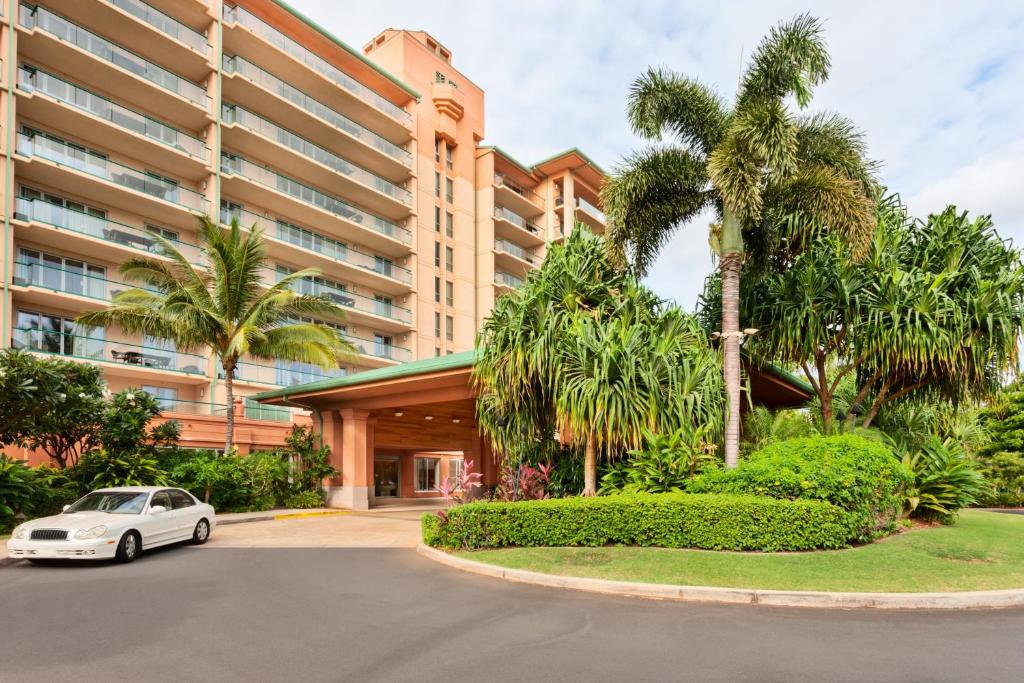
[602,14,876,467]
[77,217,355,452]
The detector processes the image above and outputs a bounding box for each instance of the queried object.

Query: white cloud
[289,0,1024,304]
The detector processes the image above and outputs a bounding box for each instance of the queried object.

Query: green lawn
[462,510,1024,592]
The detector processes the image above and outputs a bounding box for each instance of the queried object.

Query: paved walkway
[209,508,431,548]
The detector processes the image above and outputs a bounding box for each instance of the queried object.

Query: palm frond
[737,13,830,110]
[627,67,729,153]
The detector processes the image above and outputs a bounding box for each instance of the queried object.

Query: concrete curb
[416,544,1024,610]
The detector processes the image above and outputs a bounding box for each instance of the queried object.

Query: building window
[434,241,441,268]
[445,246,454,272]
[445,280,453,307]
[445,178,453,204]
[142,386,177,411]
[13,309,93,357]
[434,276,441,303]
[415,457,440,492]
[434,206,441,232]
[435,172,441,197]
[434,312,441,338]
[374,294,393,318]
[445,211,454,238]
[16,248,105,298]
[445,143,454,171]
[449,457,465,488]
[434,137,441,163]
[373,333,393,360]
[445,315,454,342]
[435,347,441,357]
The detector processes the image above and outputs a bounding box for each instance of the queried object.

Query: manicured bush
[422,493,854,552]
[688,435,911,542]
[282,490,324,509]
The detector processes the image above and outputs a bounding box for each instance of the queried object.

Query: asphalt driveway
[2,545,1023,682]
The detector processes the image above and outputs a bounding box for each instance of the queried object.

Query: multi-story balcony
[15,132,208,227]
[148,397,295,423]
[493,206,545,247]
[220,152,411,254]
[345,332,411,365]
[494,270,524,291]
[222,4,411,136]
[263,266,413,332]
[17,3,211,128]
[232,359,348,389]
[494,239,541,275]
[11,257,159,312]
[13,197,202,262]
[221,103,411,217]
[575,196,606,232]
[17,66,210,178]
[222,206,413,293]
[12,327,209,382]
[494,173,544,218]
[221,54,410,179]
[44,0,211,80]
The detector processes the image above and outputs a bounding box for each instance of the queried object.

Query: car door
[168,489,199,540]
[142,490,177,547]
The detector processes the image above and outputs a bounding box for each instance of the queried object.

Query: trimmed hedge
[688,435,911,542]
[422,493,855,552]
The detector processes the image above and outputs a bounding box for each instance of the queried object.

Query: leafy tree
[602,13,876,467]
[285,424,336,494]
[0,349,65,448]
[17,362,106,469]
[77,217,355,452]
[474,227,723,495]
[977,387,1024,504]
[0,456,36,532]
[715,196,1024,433]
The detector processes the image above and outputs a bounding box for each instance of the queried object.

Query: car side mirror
[149,505,167,515]
[62,504,71,512]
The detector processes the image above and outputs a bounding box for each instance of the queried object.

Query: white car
[7,486,216,563]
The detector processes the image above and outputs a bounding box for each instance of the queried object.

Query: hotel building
[0,0,607,456]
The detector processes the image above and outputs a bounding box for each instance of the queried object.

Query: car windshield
[65,492,149,515]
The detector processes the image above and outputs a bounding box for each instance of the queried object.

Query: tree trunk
[583,433,597,496]
[721,251,742,469]
[224,364,235,454]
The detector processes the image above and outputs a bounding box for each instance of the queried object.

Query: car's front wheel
[191,519,210,545]
[115,531,141,563]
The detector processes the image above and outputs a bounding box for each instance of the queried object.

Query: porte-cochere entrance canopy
[251,351,811,509]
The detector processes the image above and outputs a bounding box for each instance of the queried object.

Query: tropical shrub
[0,456,36,533]
[79,451,168,489]
[689,435,911,541]
[494,461,552,502]
[897,438,990,522]
[422,493,854,552]
[283,425,336,494]
[172,450,288,512]
[599,426,718,494]
[976,387,1024,505]
[282,490,324,509]
[742,406,817,453]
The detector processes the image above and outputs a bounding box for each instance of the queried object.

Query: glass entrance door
[374,458,400,498]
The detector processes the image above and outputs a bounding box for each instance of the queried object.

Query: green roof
[252,349,812,403]
[251,350,477,401]
[531,147,607,175]
[271,0,420,101]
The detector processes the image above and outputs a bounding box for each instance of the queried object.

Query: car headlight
[12,526,27,540]
[74,525,107,540]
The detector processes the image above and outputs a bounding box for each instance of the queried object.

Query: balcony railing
[223,55,411,167]
[12,327,206,374]
[495,239,539,266]
[17,133,208,212]
[494,173,541,203]
[220,152,410,244]
[576,196,606,223]
[20,4,209,107]
[14,197,203,262]
[231,358,347,387]
[267,267,412,325]
[222,104,411,205]
[495,271,524,288]
[346,334,411,362]
[244,399,295,422]
[223,4,411,126]
[156,398,229,417]
[494,206,542,236]
[106,0,209,55]
[221,207,412,286]
[13,259,158,302]
[18,67,208,159]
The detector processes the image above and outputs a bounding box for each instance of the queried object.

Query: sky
[291,0,1024,311]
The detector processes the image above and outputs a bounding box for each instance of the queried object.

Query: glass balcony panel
[15,196,202,261]
[576,196,606,222]
[156,398,229,416]
[495,239,539,265]
[266,265,412,325]
[108,0,209,54]
[221,153,410,243]
[495,271,524,288]
[11,326,205,373]
[17,133,207,211]
[20,4,209,106]
[222,55,411,166]
[14,259,158,301]
[223,105,410,205]
[223,4,411,126]
[19,67,207,159]
[494,205,542,236]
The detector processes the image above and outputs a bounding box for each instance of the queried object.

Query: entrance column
[337,408,375,509]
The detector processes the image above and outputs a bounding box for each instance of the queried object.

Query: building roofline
[271,0,421,101]
[531,147,607,175]
[476,146,536,178]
